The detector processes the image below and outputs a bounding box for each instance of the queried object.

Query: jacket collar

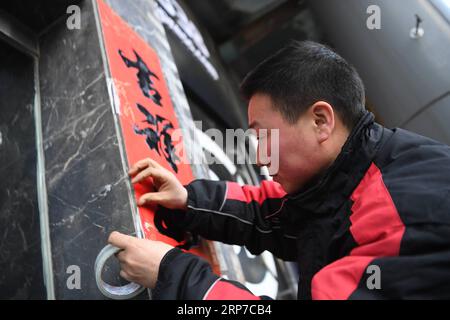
[283,111,387,221]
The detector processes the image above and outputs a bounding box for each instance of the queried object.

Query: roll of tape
[95,244,145,300]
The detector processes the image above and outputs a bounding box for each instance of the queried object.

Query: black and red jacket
[153,112,450,300]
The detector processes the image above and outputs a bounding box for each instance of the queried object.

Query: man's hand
[108,231,174,289]
[128,158,188,210]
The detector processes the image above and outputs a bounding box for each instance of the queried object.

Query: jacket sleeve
[153,248,271,300]
[155,179,297,261]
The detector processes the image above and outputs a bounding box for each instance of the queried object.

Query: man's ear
[310,101,335,143]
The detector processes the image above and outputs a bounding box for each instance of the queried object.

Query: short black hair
[240,40,366,129]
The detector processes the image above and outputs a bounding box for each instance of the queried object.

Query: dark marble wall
[0,42,46,299]
[38,0,142,299]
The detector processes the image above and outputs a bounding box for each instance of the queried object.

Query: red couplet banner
[97,0,217,269]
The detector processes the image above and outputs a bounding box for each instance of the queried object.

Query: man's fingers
[128,158,161,177]
[138,192,167,206]
[108,231,134,249]
[146,158,163,169]
[128,159,150,177]
[120,270,132,282]
[131,166,154,184]
[115,249,126,262]
[131,166,164,184]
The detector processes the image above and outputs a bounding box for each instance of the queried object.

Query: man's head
[241,41,366,194]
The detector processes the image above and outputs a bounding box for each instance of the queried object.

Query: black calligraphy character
[119,49,162,106]
[133,103,179,173]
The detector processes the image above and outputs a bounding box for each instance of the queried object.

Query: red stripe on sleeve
[311,163,405,300]
[226,180,286,205]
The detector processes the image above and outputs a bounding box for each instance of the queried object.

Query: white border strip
[34,57,56,300]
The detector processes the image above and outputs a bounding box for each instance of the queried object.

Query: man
[109,41,450,299]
